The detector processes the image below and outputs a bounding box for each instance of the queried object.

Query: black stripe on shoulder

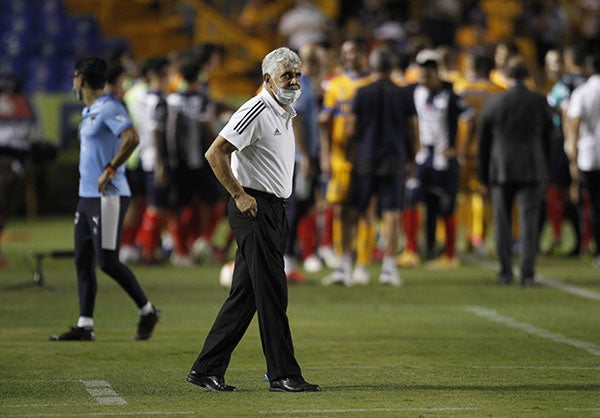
[234,101,266,134]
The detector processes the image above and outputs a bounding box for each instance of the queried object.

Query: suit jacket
[478,83,552,185]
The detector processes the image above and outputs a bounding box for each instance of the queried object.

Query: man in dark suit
[478,56,552,286]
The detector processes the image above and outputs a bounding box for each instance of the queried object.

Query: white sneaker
[351,265,370,285]
[303,254,323,273]
[592,256,600,269]
[317,246,340,269]
[379,269,403,287]
[321,268,351,286]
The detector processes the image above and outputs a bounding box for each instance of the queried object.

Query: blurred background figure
[284,43,327,283]
[454,51,503,255]
[342,46,417,287]
[401,49,468,269]
[542,47,585,257]
[132,57,171,265]
[278,0,330,51]
[478,57,552,286]
[0,72,38,267]
[319,38,372,286]
[567,53,600,269]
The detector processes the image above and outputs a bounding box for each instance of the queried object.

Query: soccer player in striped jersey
[132,57,171,264]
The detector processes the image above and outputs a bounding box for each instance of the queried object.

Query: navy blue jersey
[351,79,416,176]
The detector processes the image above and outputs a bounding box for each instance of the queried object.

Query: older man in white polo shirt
[186,47,320,393]
[567,52,600,268]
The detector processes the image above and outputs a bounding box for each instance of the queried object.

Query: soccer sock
[471,193,485,245]
[168,217,188,256]
[121,224,137,247]
[332,214,342,255]
[319,206,333,247]
[204,203,226,240]
[456,193,471,246]
[444,215,457,259]
[436,218,446,243]
[297,211,317,260]
[340,252,352,275]
[512,203,520,242]
[546,186,563,242]
[137,210,162,260]
[382,255,396,273]
[139,301,153,316]
[356,219,375,267]
[180,205,199,248]
[77,316,94,328]
[402,208,419,252]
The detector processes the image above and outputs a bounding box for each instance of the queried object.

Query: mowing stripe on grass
[260,407,477,415]
[465,306,600,356]
[80,380,126,405]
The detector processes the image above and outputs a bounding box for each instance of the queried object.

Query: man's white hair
[262,47,302,77]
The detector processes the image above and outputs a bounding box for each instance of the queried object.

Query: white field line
[260,408,477,415]
[563,408,600,411]
[471,365,600,370]
[537,277,600,302]
[2,403,96,408]
[0,413,195,417]
[465,306,600,356]
[80,380,126,406]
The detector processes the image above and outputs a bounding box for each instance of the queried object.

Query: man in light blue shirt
[50,56,160,342]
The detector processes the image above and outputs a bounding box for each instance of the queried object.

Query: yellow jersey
[322,71,372,148]
[454,77,505,157]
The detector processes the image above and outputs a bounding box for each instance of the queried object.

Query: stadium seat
[67,15,100,56]
[23,57,60,94]
[0,31,33,59]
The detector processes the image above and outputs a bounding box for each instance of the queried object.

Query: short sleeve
[567,87,583,119]
[219,98,264,151]
[102,99,133,137]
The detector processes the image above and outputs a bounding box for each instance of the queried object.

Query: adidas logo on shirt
[274,128,281,136]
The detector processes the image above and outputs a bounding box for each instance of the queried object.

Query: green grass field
[1,217,599,417]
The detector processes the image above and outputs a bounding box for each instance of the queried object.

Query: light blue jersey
[78,94,132,197]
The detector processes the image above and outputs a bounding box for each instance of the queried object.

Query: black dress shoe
[186,371,236,392]
[269,375,320,392]
[519,277,540,287]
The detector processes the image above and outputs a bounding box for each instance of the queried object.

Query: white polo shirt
[568,74,600,171]
[220,88,296,198]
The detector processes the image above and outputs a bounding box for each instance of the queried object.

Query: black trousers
[491,183,544,280]
[74,196,148,317]
[192,190,301,381]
